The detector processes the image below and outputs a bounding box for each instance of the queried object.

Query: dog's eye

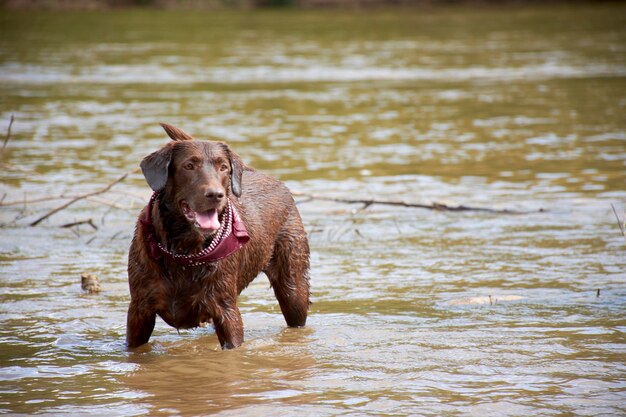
[220,164,229,172]
[184,162,194,170]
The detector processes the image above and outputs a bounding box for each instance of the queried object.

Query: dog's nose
[204,188,225,200]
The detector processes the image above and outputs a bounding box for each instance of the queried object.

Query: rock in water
[81,273,101,293]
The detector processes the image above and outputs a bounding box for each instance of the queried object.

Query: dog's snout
[204,188,225,200]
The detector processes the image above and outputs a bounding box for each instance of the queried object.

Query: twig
[29,167,140,226]
[1,194,83,207]
[106,189,150,201]
[1,183,147,208]
[0,192,142,207]
[85,196,136,211]
[291,191,541,214]
[336,225,353,241]
[60,219,98,231]
[1,114,14,152]
[610,203,626,243]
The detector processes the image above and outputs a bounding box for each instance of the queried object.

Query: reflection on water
[124,327,317,415]
[1,4,625,416]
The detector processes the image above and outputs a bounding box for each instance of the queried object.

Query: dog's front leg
[211,298,244,349]
[126,301,156,349]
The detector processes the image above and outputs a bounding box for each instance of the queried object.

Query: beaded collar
[140,192,249,267]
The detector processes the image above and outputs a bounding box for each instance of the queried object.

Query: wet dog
[126,123,310,349]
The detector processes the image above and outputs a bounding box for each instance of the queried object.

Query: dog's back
[236,169,310,318]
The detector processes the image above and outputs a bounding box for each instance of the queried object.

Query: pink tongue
[196,209,220,230]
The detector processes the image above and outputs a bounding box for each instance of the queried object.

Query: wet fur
[126,124,310,349]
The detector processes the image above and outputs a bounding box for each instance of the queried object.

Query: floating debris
[81,273,101,293]
[448,295,524,306]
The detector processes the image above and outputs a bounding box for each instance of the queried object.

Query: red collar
[140,193,249,267]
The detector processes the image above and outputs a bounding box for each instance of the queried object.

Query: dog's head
[140,123,243,236]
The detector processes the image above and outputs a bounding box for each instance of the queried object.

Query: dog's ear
[140,143,173,192]
[230,151,244,198]
[160,123,194,141]
[218,142,244,198]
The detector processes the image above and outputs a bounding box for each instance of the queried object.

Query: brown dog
[126,123,310,349]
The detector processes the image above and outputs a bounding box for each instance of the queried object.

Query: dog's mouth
[180,201,222,234]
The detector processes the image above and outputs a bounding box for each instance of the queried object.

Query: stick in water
[29,167,140,226]
[291,191,543,214]
[1,114,14,152]
[610,203,626,242]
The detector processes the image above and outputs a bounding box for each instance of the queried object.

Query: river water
[1,4,625,416]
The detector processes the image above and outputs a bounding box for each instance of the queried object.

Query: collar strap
[140,192,249,267]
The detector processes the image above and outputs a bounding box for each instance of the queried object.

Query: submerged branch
[29,167,140,226]
[60,218,98,231]
[0,188,147,207]
[85,196,138,211]
[1,114,14,153]
[610,203,626,243]
[291,191,542,214]
[1,194,86,207]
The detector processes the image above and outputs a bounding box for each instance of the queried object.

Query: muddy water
[1,5,625,416]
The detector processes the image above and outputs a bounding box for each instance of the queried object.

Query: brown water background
[1,4,625,416]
